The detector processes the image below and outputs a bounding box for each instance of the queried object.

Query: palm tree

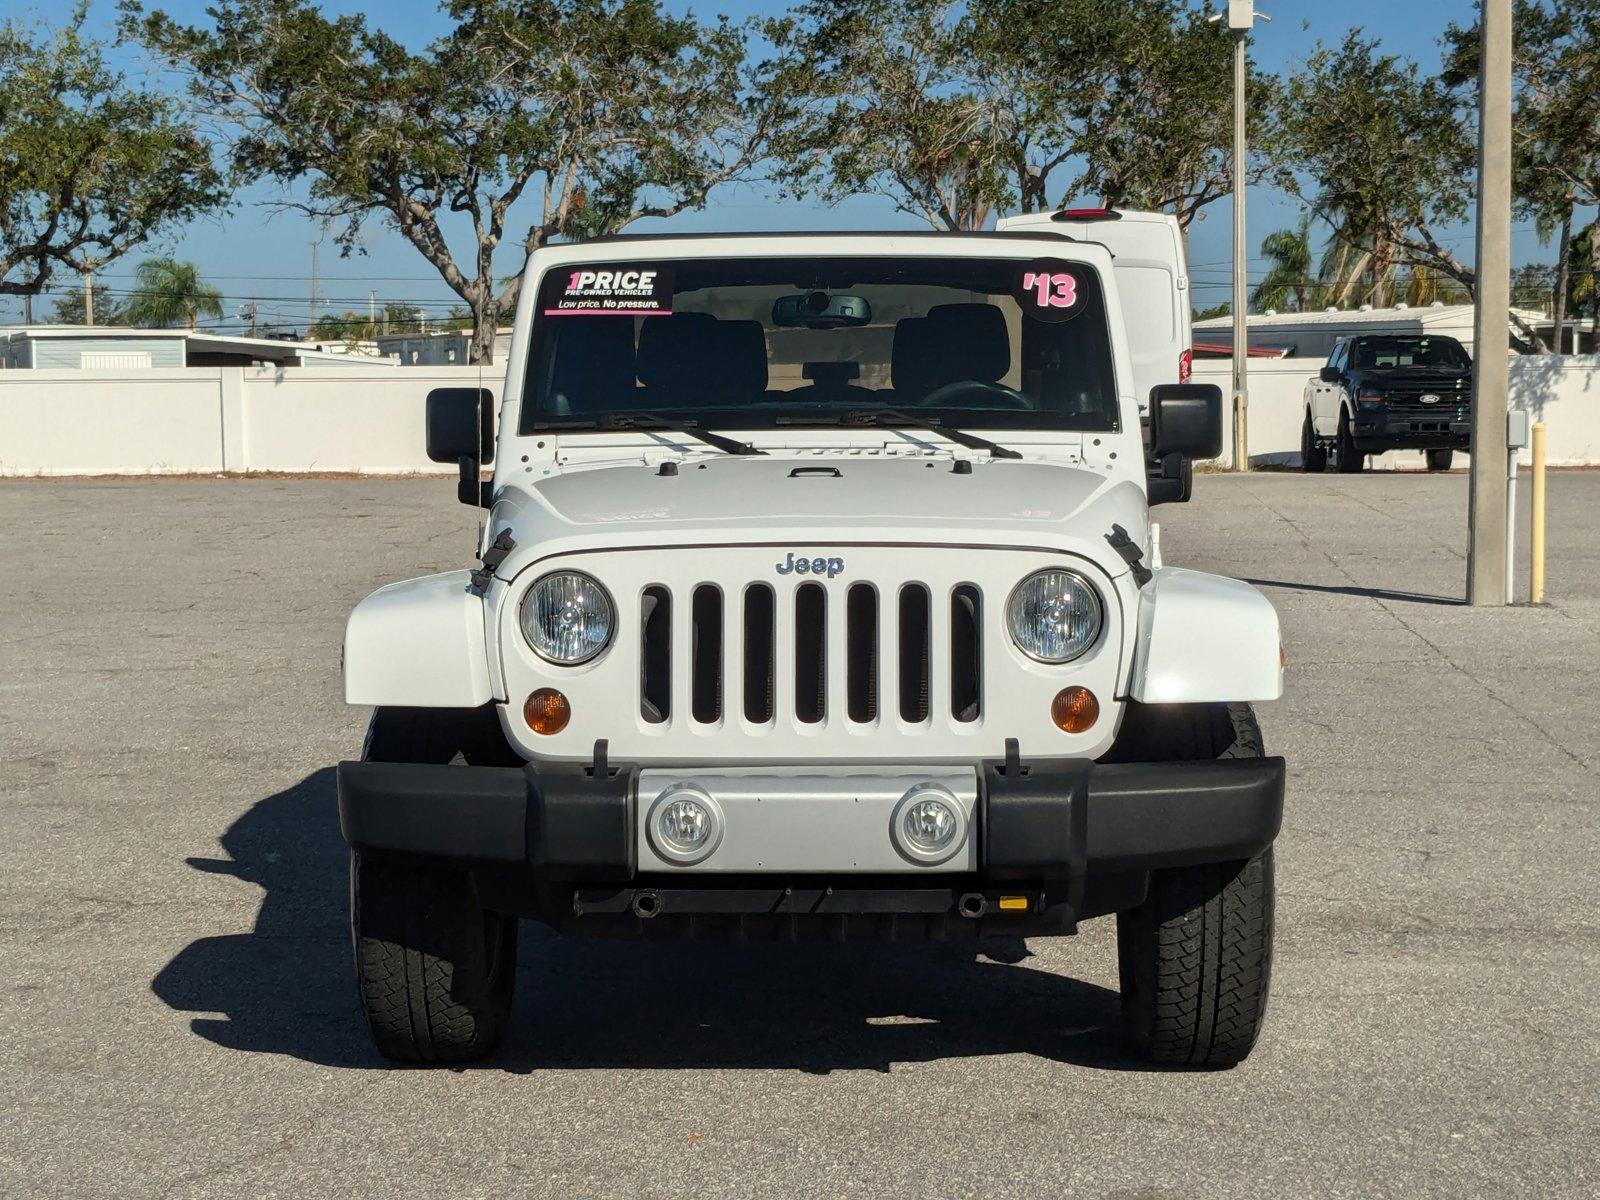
[124,257,224,330]
[1252,215,1315,312]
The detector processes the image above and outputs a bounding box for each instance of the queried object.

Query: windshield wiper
[536,413,765,456]
[778,410,1021,459]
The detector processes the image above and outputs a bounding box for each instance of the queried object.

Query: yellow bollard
[1531,422,1546,604]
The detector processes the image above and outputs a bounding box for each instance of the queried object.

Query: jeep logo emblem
[776,552,845,578]
[1419,393,1441,405]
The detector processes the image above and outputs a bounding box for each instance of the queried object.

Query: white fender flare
[343,571,495,707]
[1129,567,1283,704]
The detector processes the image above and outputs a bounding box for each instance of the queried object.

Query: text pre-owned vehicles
[337,232,1285,1068]
[1302,334,1473,473]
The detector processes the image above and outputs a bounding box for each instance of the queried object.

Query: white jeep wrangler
[338,231,1285,1067]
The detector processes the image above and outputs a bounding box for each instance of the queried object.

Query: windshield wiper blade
[537,413,765,456]
[832,409,1022,459]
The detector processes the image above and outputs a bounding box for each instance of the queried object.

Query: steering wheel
[915,379,1034,410]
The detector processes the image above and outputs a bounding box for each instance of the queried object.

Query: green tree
[1271,33,1560,342]
[0,9,226,314]
[46,281,127,325]
[1445,1,1600,353]
[770,0,1273,231]
[1252,215,1316,313]
[1193,301,1230,321]
[308,310,376,342]
[124,0,782,364]
[124,256,224,329]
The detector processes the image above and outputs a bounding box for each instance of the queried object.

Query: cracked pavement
[2,472,1597,1198]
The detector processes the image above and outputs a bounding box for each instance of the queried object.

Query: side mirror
[1149,383,1223,461]
[1319,365,1340,384]
[1147,453,1193,506]
[425,387,495,507]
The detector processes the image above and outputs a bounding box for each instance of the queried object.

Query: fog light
[647,786,723,865]
[890,785,968,865]
[524,688,571,735]
[1051,686,1098,733]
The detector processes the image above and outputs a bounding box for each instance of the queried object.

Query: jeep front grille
[502,545,1124,763]
[635,575,991,730]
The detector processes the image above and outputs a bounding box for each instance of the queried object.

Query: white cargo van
[996,208,1193,418]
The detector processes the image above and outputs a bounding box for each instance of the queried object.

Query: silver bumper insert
[635,767,980,873]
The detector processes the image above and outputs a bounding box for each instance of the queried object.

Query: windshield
[1352,336,1471,370]
[520,255,1119,435]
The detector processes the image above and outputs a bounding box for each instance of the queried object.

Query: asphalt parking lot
[3,470,1597,1198]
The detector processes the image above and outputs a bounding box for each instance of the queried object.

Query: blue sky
[0,0,1569,327]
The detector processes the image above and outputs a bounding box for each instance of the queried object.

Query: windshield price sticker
[1016,260,1086,322]
[546,264,675,316]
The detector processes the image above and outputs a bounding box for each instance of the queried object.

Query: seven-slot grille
[638,579,985,729]
[501,545,1122,762]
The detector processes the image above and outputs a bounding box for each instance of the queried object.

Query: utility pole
[1220,0,1263,471]
[309,239,321,329]
[1467,0,1513,606]
[369,289,377,332]
[83,269,95,326]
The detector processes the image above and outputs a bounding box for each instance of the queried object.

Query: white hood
[488,455,1149,582]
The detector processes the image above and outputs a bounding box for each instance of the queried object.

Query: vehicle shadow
[151,770,1149,1074]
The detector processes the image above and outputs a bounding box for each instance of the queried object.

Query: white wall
[2,359,1597,476]
[0,365,490,476]
[1193,356,1600,469]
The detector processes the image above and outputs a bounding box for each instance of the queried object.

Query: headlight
[519,571,615,664]
[1006,568,1102,663]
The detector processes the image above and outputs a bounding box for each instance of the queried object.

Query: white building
[375,328,512,366]
[1192,303,1570,360]
[0,326,388,370]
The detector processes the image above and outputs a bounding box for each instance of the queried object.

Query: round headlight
[519,571,615,664]
[1006,568,1103,663]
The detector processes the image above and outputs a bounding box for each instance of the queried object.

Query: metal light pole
[1467,0,1513,606]
[1222,0,1262,471]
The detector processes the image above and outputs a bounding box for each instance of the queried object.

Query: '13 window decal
[1015,260,1087,322]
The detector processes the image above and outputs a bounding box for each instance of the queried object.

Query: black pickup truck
[1301,334,1473,472]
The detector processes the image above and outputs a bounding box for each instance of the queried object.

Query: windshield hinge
[1105,524,1152,587]
[471,529,515,590]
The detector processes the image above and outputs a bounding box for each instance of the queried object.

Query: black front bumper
[337,752,1284,935]
[1353,411,1471,451]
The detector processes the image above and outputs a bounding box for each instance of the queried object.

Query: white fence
[0,365,487,476]
[1192,356,1600,469]
[2,358,1597,476]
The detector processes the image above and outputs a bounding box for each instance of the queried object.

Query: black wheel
[1336,412,1364,473]
[1300,412,1328,473]
[1425,448,1454,472]
[1112,703,1275,1068]
[352,706,519,1063]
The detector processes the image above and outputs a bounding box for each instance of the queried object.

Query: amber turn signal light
[1051,686,1098,733]
[524,688,571,735]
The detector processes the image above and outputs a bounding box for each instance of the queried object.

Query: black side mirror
[1319,365,1341,384]
[1147,453,1193,506]
[1149,383,1223,461]
[426,388,495,507]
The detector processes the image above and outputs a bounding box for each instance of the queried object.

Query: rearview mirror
[1319,365,1340,384]
[1149,383,1223,460]
[425,387,495,507]
[772,291,871,329]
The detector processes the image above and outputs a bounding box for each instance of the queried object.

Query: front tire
[353,856,517,1063]
[1426,448,1454,472]
[1300,412,1328,473]
[352,706,520,1063]
[1336,412,1364,473]
[1113,703,1275,1067]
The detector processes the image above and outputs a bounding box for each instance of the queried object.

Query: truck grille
[1380,380,1470,417]
[638,578,985,728]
